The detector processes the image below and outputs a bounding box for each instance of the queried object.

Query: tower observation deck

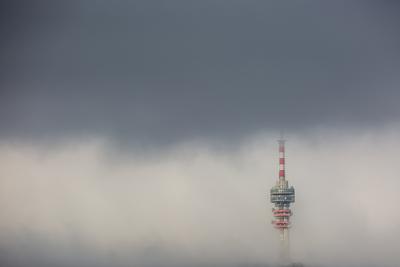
[270,138,295,264]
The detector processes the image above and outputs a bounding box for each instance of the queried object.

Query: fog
[0,127,399,267]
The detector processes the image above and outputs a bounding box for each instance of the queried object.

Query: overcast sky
[1,1,400,267]
[1,0,400,145]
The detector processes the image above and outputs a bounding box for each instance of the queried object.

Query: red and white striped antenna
[278,130,286,181]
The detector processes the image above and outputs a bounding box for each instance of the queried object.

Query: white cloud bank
[0,127,399,267]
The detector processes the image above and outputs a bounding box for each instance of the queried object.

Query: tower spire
[278,138,285,181]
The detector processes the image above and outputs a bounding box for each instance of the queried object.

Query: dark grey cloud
[1,0,400,145]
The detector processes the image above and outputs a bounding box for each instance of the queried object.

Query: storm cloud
[1,1,400,145]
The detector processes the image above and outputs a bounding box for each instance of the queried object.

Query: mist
[0,127,399,267]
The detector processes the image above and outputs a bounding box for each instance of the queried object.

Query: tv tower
[270,135,295,265]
